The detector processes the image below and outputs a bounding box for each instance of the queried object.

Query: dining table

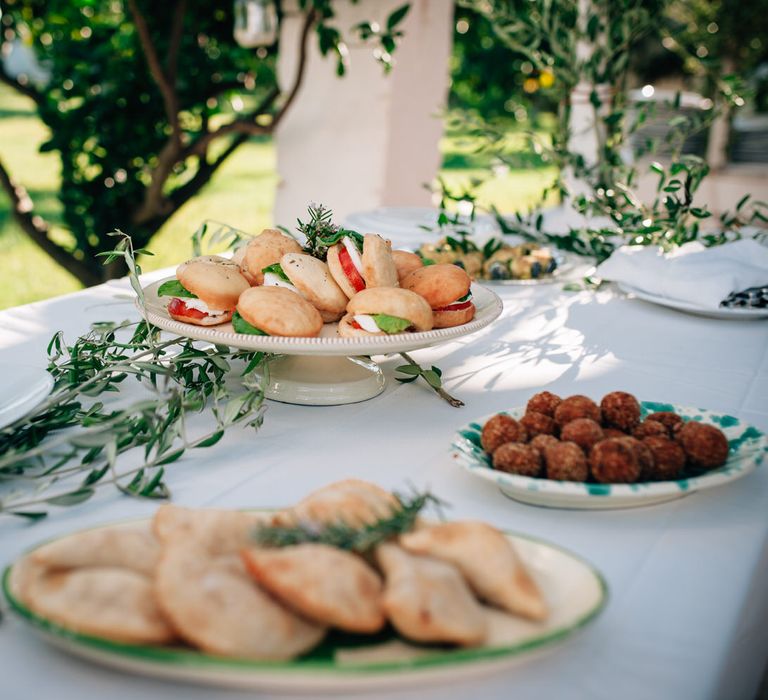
[0,267,766,700]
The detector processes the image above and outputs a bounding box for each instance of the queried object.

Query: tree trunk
[0,156,103,287]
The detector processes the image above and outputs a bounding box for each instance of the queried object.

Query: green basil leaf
[158,280,197,299]
[318,229,364,251]
[232,310,268,336]
[261,263,291,282]
[371,314,412,334]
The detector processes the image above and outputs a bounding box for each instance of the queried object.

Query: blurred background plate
[344,207,500,250]
[478,252,594,286]
[619,284,768,320]
[0,365,54,430]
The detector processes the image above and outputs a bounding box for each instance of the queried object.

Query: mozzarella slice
[353,314,381,333]
[342,237,364,276]
[181,297,228,316]
[263,272,300,295]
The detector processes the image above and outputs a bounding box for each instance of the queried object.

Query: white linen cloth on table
[0,272,767,700]
[596,239,768,308]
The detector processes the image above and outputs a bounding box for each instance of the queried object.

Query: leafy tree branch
[0,1,411,286]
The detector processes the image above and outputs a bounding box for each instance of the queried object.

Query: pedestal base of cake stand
[259,355,386,406]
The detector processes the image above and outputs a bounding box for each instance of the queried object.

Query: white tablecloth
[1,275,767,700]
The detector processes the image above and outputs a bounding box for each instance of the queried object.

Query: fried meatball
[530,434,560,456]
[554,395,601,428]
[646,411,684,435]
[520,411,557,439]
[603,428,628,439]
[632,419,668,440]
[526,391,562,418]
[642,436,686,481]
[561,418,604,453]
[481,414,528,454]
[621,436,655,479]
[589,438,641,483]
[676,421,729,471]
[492,443,542,477]
[600,391,641,431]
[545,442,588,481]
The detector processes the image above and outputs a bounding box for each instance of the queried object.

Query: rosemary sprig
[395,353,464,408]
[253,491,442,553]
[291,205,461,407]
[296,202,363,260]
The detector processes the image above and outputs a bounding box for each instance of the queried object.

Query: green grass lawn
[0,84,557,309]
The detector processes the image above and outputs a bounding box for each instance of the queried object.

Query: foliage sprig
[440,1,767,266]
[253,490,442,553]
[0,232,269,521]
[295,203,363,260]
[396,353,464,408]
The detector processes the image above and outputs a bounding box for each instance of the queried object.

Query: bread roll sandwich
[261,253,348,323]
[327,233,399,296]
[401,263,475,329]
[391,250,424,284]
[158,256,250,326]
[234,286,323,337]
[338,288,433,337]
[241,229,302,285]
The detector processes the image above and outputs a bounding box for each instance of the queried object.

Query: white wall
[274,0,454,227]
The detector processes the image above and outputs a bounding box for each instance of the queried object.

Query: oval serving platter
[3,525,606,692]
[452,402,767,510]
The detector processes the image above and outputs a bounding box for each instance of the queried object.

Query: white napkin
[596,240,768,309]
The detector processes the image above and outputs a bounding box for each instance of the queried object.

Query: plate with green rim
[452,402,768,510]
[3,523,607,691]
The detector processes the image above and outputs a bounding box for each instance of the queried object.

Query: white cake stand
[140,280,503,406]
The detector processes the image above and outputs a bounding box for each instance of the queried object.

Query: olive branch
[0,232,270,521]
[395,353,464,408]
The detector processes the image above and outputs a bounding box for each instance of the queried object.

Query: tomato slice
[433,300,473,313]
[168,297,208,320]
[350,319,363,330]
[338,246,366,293]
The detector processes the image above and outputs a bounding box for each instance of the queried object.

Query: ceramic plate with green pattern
[3,524,607,691]
[452,402,767,510]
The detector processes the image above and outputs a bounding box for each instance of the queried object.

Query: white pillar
[274,0,454,226]
[564,0,608,199]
